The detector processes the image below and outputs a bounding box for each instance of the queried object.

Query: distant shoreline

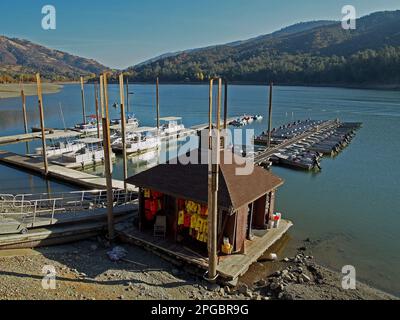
[0,83,63,99]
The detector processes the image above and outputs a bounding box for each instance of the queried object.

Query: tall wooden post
[223,79,228,130]
[126,78,130,114]
[267,82,273,148]
[80,76,87,124]
[156,77,160,130]
[102,73,114,240]
[94,82,100,138]
[36,73,48,176]
[119,74,128,191]
[207,78,221,281]
[99,75,105,118]
[20,87,28,134]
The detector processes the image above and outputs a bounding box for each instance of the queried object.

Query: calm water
[0,84,399,296]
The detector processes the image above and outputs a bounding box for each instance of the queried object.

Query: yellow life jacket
[178,211,185,226]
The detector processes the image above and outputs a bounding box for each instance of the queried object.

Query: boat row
[34,117,186,168]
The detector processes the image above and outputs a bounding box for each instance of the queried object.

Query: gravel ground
[0,237,397,300]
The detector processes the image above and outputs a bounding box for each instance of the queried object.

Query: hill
[0,36,108,82]
[126,10,400,85]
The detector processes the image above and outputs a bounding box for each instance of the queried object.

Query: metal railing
[0,189,136,226]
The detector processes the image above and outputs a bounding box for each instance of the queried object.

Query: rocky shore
[0,238,396,300]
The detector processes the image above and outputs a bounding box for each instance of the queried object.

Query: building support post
[36,73,48,176]
[207,78,221,282]
[102,73,114,240]
[119,74,128,192]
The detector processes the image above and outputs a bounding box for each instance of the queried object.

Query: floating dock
[253,120,362,170]
[0,150,137,191]
[117,219,293,285]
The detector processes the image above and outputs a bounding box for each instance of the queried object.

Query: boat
[35,139,86,158]
[74,115,102,134]
[253,115,263,121]
[110,113,140,128]
[61,138,115,168]
[159,117,185,136]
[112,127,161,155]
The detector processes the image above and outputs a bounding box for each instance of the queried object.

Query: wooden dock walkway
[190,117,237,131]
[0,130,83,146]
[0,150,137,192]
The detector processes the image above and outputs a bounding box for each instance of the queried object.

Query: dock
[0,129,84,146]
[0,150,137,191]
[117,219,293,285]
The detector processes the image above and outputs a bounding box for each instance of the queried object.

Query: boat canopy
[75,138,103,144]
[158,117,182,122]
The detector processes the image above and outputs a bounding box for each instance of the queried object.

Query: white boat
[112,127,161,155]
[74,121,101,134]
[253,115,263,121]
[159,117,185,136]
[110,113,139,128]
[35,139,86,158]
[62,138,115,168]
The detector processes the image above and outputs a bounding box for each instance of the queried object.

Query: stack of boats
[254,120,362,171]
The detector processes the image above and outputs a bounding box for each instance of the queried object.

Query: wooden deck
[117,219,293,284]
[0,150,137,191]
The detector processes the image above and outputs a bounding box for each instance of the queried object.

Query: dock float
[0,130,84,146]
[117,219,293,285]
[0,150,137,191]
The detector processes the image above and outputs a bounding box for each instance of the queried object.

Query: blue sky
[1,0,400,69]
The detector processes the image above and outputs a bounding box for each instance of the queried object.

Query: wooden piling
[126,78,130,114]
[20,86,28,134]
[99,75,105,118]
[119,74,128,191]
[36,73,48,176]
[223,79,228,130]
[156,77,160,130]
[80,76,87,124]
[207,78,221,281]
[94,82,100,138]
[267,82,273,148]
[101,73,114,240]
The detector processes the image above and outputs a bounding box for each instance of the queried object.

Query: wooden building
[126,150,284,257]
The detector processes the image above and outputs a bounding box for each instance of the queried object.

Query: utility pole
[101,73,114,240]
[267,82,273,148]
[80,76,87,124]
[207,77,221,282]
[119,74,128,192]
[94,82,100,138]
[36,73,48,176]
[156,77,160,130]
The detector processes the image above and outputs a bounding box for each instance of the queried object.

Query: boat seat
[154,215,167,238]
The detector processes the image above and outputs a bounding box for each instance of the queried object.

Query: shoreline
[0,83,63,99]
[0,237,396,300]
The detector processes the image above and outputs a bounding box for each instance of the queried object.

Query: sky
[1,0,400,69]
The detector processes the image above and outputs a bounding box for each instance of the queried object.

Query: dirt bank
[0,238,396,300]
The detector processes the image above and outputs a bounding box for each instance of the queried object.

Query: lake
[0,84,399,296]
